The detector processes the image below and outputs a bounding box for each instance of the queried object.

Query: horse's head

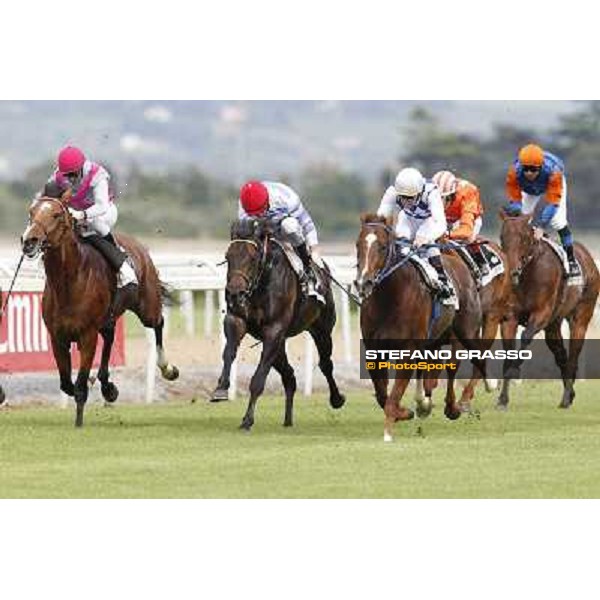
[21,195,73,258]
[499,211,535,286]
[354,213,393,299]
[225,218,268,316]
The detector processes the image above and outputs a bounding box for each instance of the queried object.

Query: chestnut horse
[498,213,599,408]
[211,218,345,430]
[355,214,486,442]
[446,240,512,409]
[21,196,179,427]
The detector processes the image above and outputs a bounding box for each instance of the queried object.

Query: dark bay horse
[498,213,599,408]
[355,214,485,442]
[21,196,179,427]
[211,218,345,430]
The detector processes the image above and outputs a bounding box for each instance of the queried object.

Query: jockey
[432,170,489,276]
[40,146,137,288]
[505,143,581,278]
[238,180,321,297]
[377,167,454,300]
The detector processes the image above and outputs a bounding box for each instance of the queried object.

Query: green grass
[2,381,600,498]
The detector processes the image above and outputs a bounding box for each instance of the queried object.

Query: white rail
[0,252,358,402]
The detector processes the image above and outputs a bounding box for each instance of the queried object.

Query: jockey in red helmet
[38,146,137,288]
[239,180,322,299]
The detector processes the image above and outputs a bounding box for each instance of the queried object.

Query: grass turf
[1,381,600,498]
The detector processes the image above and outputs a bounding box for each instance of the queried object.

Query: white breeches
[395,212,446,258]
[521,176,568,230]
[80,203,118,237]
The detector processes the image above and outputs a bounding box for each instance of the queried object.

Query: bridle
[25,197,73,254]
[360,222,417,288]
[226,235,270,299]
[503,218,539,285]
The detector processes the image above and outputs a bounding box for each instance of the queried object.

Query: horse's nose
[357,278,374,299]
[22,237,39,257]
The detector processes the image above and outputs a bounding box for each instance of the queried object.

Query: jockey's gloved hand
[504,202,522,216]
[68,208,86,221]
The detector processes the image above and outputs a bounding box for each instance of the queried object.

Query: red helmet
[240,181,269,215]
[57,146,85,174]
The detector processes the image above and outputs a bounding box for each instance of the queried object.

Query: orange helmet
[518,144,544,167]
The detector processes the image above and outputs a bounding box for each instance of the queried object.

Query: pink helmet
[432,170,458,198]
[57,146,85,174]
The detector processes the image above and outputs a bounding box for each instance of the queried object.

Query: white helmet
[394,167,425,197]
[432,170,457,198]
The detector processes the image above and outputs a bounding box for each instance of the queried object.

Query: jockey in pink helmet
[38,146,137,289]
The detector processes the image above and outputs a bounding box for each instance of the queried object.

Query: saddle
[448,240,505,288]
[542,237,583,287]
[394,245,459,308]
[271,239,327,304]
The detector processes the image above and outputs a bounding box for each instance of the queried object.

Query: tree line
[1,102,599,239]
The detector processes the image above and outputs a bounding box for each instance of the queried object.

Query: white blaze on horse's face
[357,232,377,286]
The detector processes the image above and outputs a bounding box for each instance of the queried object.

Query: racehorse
[211,218,345,430]
[21,195,179,427]
[498,212,600,408]
[446,240,512,409]
[355,213,486,442]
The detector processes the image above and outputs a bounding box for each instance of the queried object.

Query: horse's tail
[160,281,180,307]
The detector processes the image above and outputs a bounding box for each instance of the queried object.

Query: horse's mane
[230,218,260,240]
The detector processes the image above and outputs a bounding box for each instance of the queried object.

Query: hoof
[395,407,414,422]
[330,393,346,410]
[416,399,432,419]
[239,420,253,432]
[444,405,462,421]
[101,382,119,403]
[495,401,508,411]
[61,384,75,397]
[161,365,179,381]
[283,421,293,428]
[210,388,230,402]
[458,401,471,414]
[383,432,393,443]
[559,389,575,409]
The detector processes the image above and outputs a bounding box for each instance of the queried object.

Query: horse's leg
[309,322,346,410]
[97,322,119,403]
[383,375,414,443]
[443,358,462,420]
[544,320,569,405]
[50,334,74,397]
[212,313,247,402]
[461,313,501,408]
[153,316,179,381]
[240,331,285,431]
[416,372,436,418]
[272,348,297,427]
[497,315,518,409]
[562,301,596,408]
[369,367,389,409]
[74,330,98,428]
[0,383,4,405]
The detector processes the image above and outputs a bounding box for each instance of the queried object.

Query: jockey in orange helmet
[432,170,489,276]
[504,143,581,278]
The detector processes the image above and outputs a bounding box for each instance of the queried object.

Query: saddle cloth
[400,249,459,309]
[450,241,505,288]
[542,237,583,287]
[271,239,327,302]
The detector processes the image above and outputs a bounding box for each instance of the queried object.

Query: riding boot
[295,244,315,292]
[470,243,490,276]
[428,255,454,300]
[558,226,582,278]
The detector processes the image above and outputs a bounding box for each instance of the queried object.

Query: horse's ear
[60,188,72,205]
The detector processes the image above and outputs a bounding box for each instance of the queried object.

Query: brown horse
[497,213,599,408]
[355,214,486,442]
[21,196,179,427]
[446,240,512,409]
[212,218,345,430]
